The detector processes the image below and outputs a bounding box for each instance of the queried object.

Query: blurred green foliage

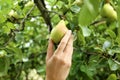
[0,0,120,80]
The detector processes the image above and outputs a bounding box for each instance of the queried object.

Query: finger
[55,30,71,55]
[64,35,74,59]
[46,39,54,61]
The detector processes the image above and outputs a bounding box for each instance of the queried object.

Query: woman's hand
[46,30,73,80]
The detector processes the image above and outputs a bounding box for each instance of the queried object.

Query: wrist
[46,76,65,80]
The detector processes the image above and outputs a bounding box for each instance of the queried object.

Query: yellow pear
[50,20,68,44]
[101,3,117,22]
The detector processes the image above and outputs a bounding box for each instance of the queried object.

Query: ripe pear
[50,20,68,44]
[101,3,117,22]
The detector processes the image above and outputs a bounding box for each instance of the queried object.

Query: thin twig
[89,18,106,26]
[44,10,65,19]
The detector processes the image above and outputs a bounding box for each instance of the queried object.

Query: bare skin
[46,30,73,80]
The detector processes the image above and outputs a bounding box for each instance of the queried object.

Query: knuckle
[53,55,72,68]
[53,55,59,61]
[60,59,66,65]
[60,60,71,67]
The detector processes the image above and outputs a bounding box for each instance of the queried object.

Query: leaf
[108,48,120,56]
[116,36,120,45]
[5,46,23,64]
[77,29,86,46]
[80,65,94,80]
[94,47,103,53]
[0,12,6,23]
[116,1,120,29]
[78,0,100,26]
[6,22,15,29]
[0,57,9,77]
[108,59,119,71]
[81,26,91,37]
[56,1,65,9]
[46,0,57,6]
[105,29,116,39]
[70,5,80,13]
[103,40,111,50]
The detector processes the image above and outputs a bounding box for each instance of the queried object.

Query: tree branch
[34,0,52,32]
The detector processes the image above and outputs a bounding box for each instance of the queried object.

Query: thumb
[46,39,54,61]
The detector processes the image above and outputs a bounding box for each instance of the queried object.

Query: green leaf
[70,5,80,13]
[108,48,120,56]
[6,22,15,29]
[0,12,6,23]
[80,65,94,80]
[5,46,23,64]
[105,29,116,39]
[2,22,15,34]
[108,59,119,71]
[56,1,65,9]
[78,0,100,26]
[81,26,91,37]
[0,57,9,77]
[46,0,57,6]
[103,40,111,50]
[116,36,120,45]
[77,29,86,46]
[116,1,120,28]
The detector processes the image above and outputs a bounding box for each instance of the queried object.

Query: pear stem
[105,0,110,3]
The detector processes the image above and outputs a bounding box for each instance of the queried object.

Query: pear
[107,74,117,80]
[101,3,117,22]
[50,20,68,44]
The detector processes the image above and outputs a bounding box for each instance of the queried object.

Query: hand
[46,30,73,80]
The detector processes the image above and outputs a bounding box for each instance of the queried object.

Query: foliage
[0,0,120,80]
